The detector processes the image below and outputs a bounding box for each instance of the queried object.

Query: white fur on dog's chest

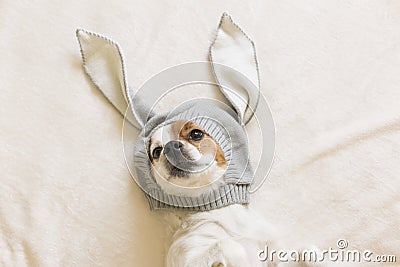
[165,204,277,267]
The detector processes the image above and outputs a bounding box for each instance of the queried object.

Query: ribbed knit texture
[133,99,253,210]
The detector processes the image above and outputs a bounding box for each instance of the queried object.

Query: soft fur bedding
[1,0,399,266]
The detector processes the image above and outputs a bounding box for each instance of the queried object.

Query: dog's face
[149,120,226,195]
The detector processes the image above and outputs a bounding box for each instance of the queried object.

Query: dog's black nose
[164,141,183,155]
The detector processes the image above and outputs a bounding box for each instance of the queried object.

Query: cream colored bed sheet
[1,0,399,266]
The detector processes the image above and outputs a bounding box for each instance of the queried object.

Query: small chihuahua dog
[77,13,318,267]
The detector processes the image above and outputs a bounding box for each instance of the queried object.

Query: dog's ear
[76,29,152,129]
[210,13,260,125]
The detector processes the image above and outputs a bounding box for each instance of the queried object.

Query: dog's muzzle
[163,141,196,172]
[164,140,217,174]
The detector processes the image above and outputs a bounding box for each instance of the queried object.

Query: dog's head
[149,120,226,190]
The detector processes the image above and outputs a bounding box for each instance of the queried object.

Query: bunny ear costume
[76,13,269,210]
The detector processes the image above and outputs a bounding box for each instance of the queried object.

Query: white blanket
[1,0,399,266]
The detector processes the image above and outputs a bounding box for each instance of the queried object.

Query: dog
[77,13,320,267]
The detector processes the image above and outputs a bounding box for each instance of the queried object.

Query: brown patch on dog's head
[176,120,226,167]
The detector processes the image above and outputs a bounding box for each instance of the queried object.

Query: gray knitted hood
[135,100,254,210]
[76,13,264,210]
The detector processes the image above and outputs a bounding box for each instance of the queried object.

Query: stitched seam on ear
[209,13,261,125]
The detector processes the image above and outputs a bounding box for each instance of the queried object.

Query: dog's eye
[188,129,204,141]
[152,147,163,159]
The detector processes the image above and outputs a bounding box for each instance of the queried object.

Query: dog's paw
[211,262,224,267]
[168,237,269,267]
[207,237,284,267]
[208,239,254,267]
